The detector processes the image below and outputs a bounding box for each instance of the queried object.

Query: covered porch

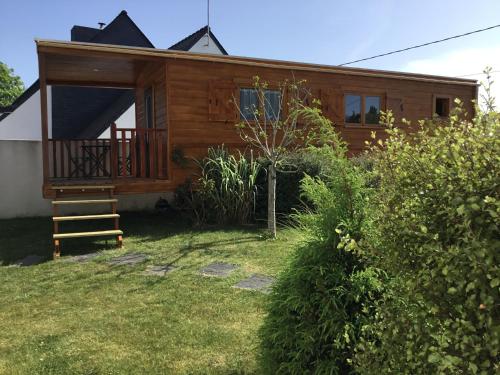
[37,40,172,198]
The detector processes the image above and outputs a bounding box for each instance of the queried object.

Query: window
[240,88,258,120]
[264,90,281,121]
[345,94,382,125]
[435,96,450,117]
[365,96,381,124]
[345,94,361,123]
[239,88,282,121]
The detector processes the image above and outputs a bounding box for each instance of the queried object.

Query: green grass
[0,212,303,374]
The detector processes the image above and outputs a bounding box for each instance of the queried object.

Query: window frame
[263,89,282,121]
[432,94,452,118]
[237,84,284,122]
[239,87,259,121]
[344,92,386,128]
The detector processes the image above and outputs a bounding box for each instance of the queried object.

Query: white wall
[0,140,52,217]
[0,86,52,140]
[189,34,225,54]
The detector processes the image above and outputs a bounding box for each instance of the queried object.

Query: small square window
[240,88,259,120]
[345,94,361,123]
[435,97,450,117]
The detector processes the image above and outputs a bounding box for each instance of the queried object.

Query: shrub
[354,103,500,374]
[259,145,382,374]
[174,146,260,225]
[254,149,333,222]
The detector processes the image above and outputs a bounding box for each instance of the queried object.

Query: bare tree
[233,76,334,238]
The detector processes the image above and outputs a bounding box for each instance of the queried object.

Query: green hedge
[259,146,382,374]
[354,104,500,374]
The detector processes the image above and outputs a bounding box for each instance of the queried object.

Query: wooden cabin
[36,39,477,256]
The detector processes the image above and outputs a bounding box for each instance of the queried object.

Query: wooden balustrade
[48,125,168,180]
[48,139,112,179]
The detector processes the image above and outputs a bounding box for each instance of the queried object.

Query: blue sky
[1,0,500,93]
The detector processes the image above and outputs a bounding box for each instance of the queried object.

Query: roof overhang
[36,39,478,87]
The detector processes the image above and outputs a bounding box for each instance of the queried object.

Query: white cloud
[402,46,500,109]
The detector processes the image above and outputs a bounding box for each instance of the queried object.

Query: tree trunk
[267,164,277,238]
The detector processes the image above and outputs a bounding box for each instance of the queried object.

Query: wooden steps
[51,185,115,190]
[52,199,118,205]
[53,214,120,222]
[52,185,123,259]
[54,229,123,240]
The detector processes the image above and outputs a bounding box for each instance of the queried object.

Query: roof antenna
[98,22,106,30]
[205,0,210,47]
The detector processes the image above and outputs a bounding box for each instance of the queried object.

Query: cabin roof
[168,25,228,55]
[37,38,478,87]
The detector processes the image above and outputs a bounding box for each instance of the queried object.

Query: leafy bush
[174,146,260,225]
[354,103,500,374]
[259,145,382,374]
[254,150,333,222]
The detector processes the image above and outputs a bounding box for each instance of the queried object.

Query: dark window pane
[240,88,258,120]
[435,97,450,117]
[365,96,381,124]
[345,94,361,123]
[264,90,281,121]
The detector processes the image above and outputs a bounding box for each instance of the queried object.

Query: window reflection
[240,88,259,120]
[365,96,381,124]
[345,94,361,123]
[264,90,281,121]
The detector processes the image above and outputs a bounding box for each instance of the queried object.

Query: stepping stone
[16,255,45,267]
[107,253,147,266]
[200,262,239,278]
[143,264,176,276]
[233,274,275,294]
[67,252,101,263]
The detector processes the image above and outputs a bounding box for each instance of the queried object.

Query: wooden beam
[38,53,49,185]
[45,80,136,89]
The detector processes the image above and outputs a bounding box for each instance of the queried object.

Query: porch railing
[48,125,168,180]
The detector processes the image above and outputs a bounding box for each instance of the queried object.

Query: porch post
[38,52,49,186]
[111,123,118,179]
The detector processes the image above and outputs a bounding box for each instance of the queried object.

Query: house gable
[169,26,228,55]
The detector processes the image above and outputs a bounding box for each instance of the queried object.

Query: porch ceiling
[44,54,139,87]
[38,43,160,88]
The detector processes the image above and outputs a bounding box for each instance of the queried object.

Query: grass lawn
[0,212,303,374]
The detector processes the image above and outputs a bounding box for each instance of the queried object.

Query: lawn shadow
[0,211,267,266]
[162,232,262,268]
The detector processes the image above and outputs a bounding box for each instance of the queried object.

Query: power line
[456,70,500,77]
[339,24,500,66]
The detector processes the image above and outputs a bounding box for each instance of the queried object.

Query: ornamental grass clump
[174,146,260,225]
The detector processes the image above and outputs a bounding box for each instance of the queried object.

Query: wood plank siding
[133,59,476,189]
